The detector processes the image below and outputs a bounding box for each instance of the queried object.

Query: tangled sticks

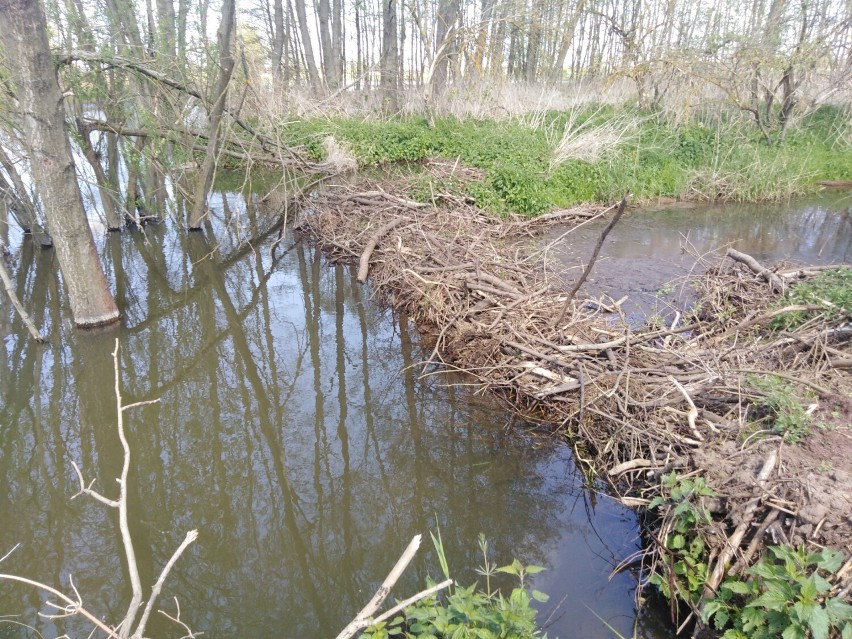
[298,177,851,624]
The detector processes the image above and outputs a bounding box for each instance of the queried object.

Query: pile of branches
[298,179,851,626]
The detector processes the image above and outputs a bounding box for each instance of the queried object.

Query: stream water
[0,189,671,639]
[544,193,852,322]
[4,189,847,639]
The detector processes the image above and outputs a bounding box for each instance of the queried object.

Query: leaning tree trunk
[0,0,120,327]
[188,0,236,230]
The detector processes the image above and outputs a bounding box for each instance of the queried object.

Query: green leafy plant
[771,268,852,331]
[648,473,717,606]
[359,533,549,639]
[747,374,812,443]
[704,545,852,639]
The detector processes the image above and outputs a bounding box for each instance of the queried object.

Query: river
[543,193,851,323]
[5,188,847,639]
[0,186,670,639]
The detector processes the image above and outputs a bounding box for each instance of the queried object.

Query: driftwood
[357,217,409,283]
[726,248,784,293]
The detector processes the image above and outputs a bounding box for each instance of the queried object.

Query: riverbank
[284,105,852,215]
[298,162,852,637]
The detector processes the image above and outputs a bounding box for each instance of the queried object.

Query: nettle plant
[360,534,549,639]
[704,545,852,639]
[648,473,717,607]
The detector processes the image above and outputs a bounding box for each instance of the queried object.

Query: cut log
[357,218,408,283]
[726,248,784,293]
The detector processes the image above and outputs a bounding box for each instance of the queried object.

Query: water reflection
[0,186,666,638]
[546,194,852,320]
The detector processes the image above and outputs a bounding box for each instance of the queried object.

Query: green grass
[281,105,852,216]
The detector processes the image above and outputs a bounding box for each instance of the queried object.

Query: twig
[158,598,204,639]
[371,578,454,626]
[335,535,425,639]
[669,376,703,441]
[553,197,627,328]
[0,253,46,342]
[0,544,20,564]
[131,530,198,639]
[0,574,120,639]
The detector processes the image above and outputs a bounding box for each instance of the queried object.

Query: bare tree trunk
[432,0,461,90]
[0,146,40,233]
[177,0,188,62]
[549,0,586,82]
[271,0,287,88]
[155,0,176,57]
[0,0,119,327]
[188,0,236,229]
[294,0,322,88]
[317,0,337,85]
[332,0,343,83]
[471,0,494,77]
[381,0,399,109]
[75,118,124,230]
[525,0,544,82]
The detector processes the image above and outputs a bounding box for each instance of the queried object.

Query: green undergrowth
[281,105,852,216]
[705,545,852,639]
[360,532,550,639]
[650,472,852,639]
[771,267,852,331]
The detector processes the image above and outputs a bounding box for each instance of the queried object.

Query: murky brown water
[544,194,852,323]
[0,190,671,638]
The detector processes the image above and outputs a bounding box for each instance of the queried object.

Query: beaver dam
[299,162,852,635]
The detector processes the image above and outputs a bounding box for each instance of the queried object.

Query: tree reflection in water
[0,185,669,639]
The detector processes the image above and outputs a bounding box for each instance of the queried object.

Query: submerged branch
[0,252,46,342]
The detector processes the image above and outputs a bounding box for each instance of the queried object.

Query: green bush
[771,268,852,331]
[704,545,852,639]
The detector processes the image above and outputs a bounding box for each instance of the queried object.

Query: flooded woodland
[1,176,849,638]
[1,186,672,639]
[1,0,851,635]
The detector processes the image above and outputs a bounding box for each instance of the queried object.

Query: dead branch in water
[1,340,199,639]
[336,535,453,639]
[553,196,627,328]
[0,250,46,342]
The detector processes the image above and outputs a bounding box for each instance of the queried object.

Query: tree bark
[317,0,338,86]
[549,0,586,82]
[432,0,461,90]
[294,0,322,88]
[381,0,399,109]
[271,0,287,87]
[0,0,119,327]
[75,117,125,230]
[188,0,236,229]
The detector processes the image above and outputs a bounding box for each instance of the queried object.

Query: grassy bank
[282,105,852,216]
